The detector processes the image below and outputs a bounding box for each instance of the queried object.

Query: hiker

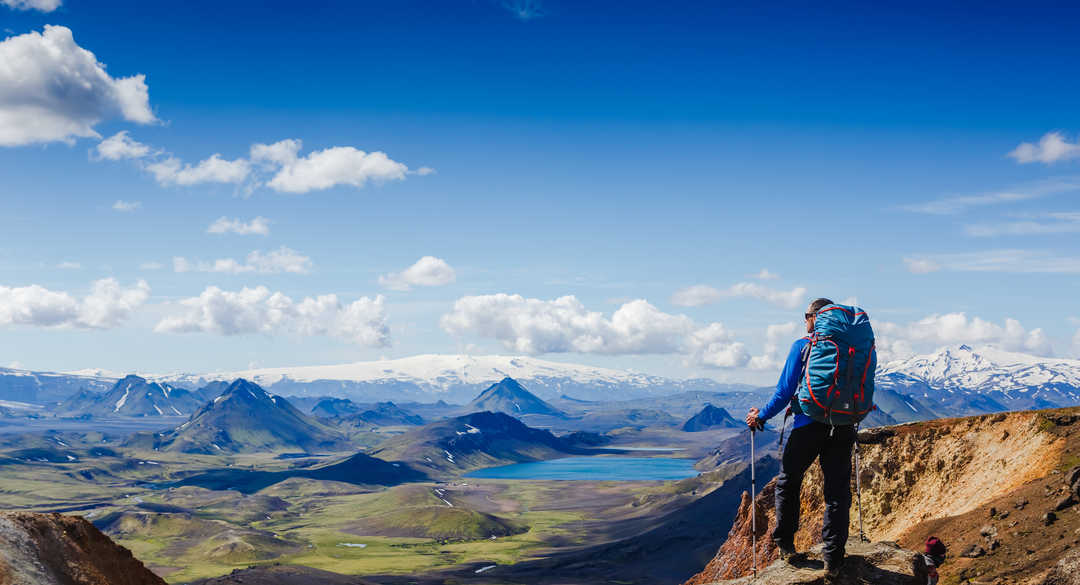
[922,537,947,585]
[746,297,877,583]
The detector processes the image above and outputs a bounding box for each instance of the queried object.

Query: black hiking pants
[772,421,856,568]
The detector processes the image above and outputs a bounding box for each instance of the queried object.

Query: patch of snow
[65,455,76,461]
[440,498,453,507]
[475,565,496,574]
[114,388,131,412]
[338,543,367,548]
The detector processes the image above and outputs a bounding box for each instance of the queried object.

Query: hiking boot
[824,560,843,584]
[776,543,802,563]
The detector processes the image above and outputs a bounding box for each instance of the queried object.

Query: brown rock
[1058,495,1078,511]
[0,511,166,585]
[1043,548,1080,585]
[1046,512,1060,526]
[961,544,986,558]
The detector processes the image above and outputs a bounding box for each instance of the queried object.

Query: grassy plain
[0,432,724,584]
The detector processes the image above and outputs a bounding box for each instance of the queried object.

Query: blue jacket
[759,337,813,429]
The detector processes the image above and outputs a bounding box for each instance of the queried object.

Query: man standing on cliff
[746,297,876,583]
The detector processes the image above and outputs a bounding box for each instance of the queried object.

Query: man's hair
[808,298,833,314]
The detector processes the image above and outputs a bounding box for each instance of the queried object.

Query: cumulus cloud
[145,154,251,186]
[154,286,389,346]
[0,279,149,329]
[139,261,163,270]
[876,313,1052,360]
[671,283,807,310]
[1008,131,1080,164]
[173,246,311,274]
[1,0,60,11]
[250,139,412,194]
[0,26,155,147]
[207,216,270,236]
[685,322,750,368]
[93,131,154,160]
[57,261,80,269]
[112,200,141,212]
[97,135,427,193]
[441,294,748,367]
[901,249,1080,274]
[748,322,800,370]
[754,269,779,280]
[378,256,456,291]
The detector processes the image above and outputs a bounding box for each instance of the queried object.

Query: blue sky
[2,0,1079,382]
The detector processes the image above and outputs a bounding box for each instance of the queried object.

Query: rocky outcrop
[686,408,1080,585]
[0,511,166,585]
[702,540,926,585]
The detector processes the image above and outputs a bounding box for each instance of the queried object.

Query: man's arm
[754,338,808,424]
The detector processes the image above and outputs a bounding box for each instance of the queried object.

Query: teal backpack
[793,304,877,425]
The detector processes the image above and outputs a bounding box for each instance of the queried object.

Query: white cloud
[413,166,436,176]
[1,0,60,11]
[441,294,747,367]
[901,249,1080,274]
[876,313,1052,360]
[672,283,807,310]
[686,322,750,368]
[754,269,779,280]
[964,212,1080,237]
[173,246,311,274]
[139,261,163,270]
[112,199,141,212]
[154,286,389,346]
[903,257,941,274]
[748,322,800,370]
[670,285,722,307]
[145,154,251,186]
[1008,132,1080,164]
[94,131,154,160]
[0,26,155,146]
[250,139,412,194]
[901,179,1080,215]
[378,256,456,291]
[0,278,149,329]
[57,261,80,270]
[207,216,271,236]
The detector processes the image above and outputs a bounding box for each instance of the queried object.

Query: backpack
[792,304,877,425]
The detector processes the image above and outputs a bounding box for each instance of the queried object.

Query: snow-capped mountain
[152,354,750,403]
[879,344,1080,416]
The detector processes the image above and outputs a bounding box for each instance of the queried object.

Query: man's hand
[746,408,763,430]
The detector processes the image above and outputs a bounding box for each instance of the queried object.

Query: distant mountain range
[59,375,209,417]
[878,344,1080,417]
[150,355,754,403]
[125,379,345,454]
[5,346,1080,426]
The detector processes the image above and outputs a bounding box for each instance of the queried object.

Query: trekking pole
[750,425,757,579]
[854,425,865,542]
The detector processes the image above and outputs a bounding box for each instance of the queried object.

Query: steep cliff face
[686,408,1080,585]
[0,512,166,585]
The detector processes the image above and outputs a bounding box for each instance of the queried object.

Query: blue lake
[464,457,699,481]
